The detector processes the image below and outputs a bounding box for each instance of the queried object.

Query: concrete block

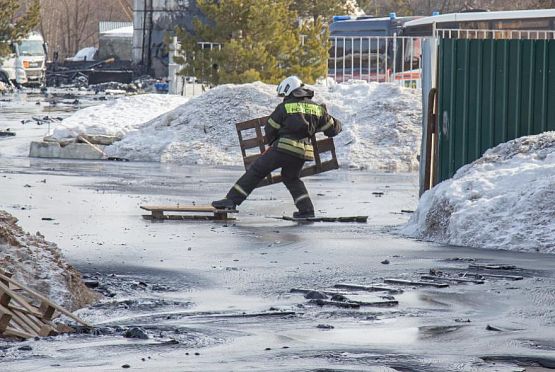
[29,141,106,160]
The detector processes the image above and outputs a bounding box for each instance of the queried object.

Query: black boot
[293,210,315,219]
[211,198,237,210]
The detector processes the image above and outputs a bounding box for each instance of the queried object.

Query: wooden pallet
[0,269,92,340]
[235,117,339,188]
[140,205,238,221]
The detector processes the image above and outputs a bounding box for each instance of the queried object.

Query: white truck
[0,32,47,87]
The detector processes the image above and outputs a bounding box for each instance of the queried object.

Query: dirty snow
[50,94,187,141]
[66,47,98,61]
[402,132,555,253]
[0,211,98,310]
[105,81,421,171]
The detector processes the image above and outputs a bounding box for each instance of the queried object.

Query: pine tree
[0,0,40,58]
[291,0,357,22]
[175,0,330,85]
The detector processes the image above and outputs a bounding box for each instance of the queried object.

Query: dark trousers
[226,148,314,212]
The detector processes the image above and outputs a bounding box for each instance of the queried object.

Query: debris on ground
[402,132,555,253]
[0,210,99,311]
[0,268,92,340]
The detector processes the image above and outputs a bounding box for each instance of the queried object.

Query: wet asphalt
[0,90,554,371]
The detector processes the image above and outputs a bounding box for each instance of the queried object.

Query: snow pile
[402,132,555,253]
[51,94,187,141]
[106,81,422,171]
[0,211,99,310]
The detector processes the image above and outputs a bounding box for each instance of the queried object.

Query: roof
[100,26,133,37]
[404,8,555,27]
[99,21,133,33]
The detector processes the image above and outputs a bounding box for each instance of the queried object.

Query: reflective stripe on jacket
[264,88,342,161]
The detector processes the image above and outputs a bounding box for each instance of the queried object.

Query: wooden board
[236,117,339,188]
[276,216,368,223]
[141,205,237,221]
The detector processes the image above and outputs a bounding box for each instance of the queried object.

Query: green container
[436,38,555,183]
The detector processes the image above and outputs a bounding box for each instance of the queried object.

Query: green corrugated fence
[436,38,555,183]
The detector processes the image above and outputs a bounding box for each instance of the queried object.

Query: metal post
[351,37,354,80]
[393,33,397,83]
[401,36,405,86]
[384,36,388,82]
[333,37,337,82]
[359,37,363,80]
[375,37,379,82]
[368,37,372,82]
[410,37,414,82]
[342,37,346,82]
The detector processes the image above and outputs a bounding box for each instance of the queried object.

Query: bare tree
[37,0,132,60]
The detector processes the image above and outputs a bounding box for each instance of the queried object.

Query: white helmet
[277,76,303,97]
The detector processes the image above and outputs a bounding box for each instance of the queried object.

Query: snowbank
[51,94,188,141]
[402,132,555,253]
[0,211,98,310]
[106,81,422,171]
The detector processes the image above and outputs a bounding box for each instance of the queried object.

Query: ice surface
[402,132,555,253]
[105,80,422,171]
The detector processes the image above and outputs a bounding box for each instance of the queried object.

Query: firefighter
[212,76,342,218]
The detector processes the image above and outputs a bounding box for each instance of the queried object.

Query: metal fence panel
[437,38,555,183]
[328,35,423,89]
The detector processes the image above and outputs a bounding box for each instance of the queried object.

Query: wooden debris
[384,278,449,288]
[349,299,399,307]
[334,283,404,294]
[309,299,360,308]
[468,264,517,270]
[469,273,523,281]
[279,215,368,223]
[0,270,92,340]
[420,275,485,284]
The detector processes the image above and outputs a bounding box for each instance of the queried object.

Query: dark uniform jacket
[264,87,342,160]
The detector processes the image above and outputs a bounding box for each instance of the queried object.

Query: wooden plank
[39,301,56,321]
[0,291,11,307]
[384,278,449,288]
[314,137,335,153]
[308,299,360,308]
[8,304,44,318]
[420,275,485,284]
[0,270,12,286]
[0,273,93,327]
[0,304,40,335]
[468,264,517,270]
[0,310,12,332]
[38,323,58,337]
[334,283,404,294]
[143,214,235,221]
[140,205,237,213]
[349,299,399,307]
[3,326,35,339]
[279,215,368,223]
[240,137,266,150]
[235,118,262,131]
[0,282,42,321]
